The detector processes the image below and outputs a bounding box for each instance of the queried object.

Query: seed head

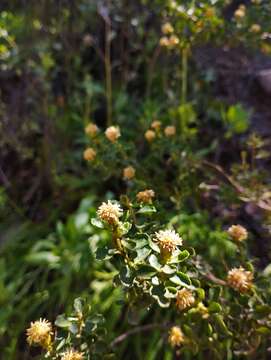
[26,319,52,349]
[105,126,121,143]
[85,123,98,137]
[61,349,84,360]
[176,288,195,311]
[97,200,123,225]
[83,147,96,162]
[164,125,176,137]
[136,189,155,203]
[168,326,185,347]
[227,225,248,242]
[227,267,253,293]
[145,129,156,142]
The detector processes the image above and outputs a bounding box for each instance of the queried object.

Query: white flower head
[97,200,123,225]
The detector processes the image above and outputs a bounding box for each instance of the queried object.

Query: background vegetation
[0,0,271,359]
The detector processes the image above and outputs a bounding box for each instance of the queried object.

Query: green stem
[181,47,188,105]
[105,12,112,127]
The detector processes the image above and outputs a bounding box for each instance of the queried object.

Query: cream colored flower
[227,225,248,242]
[61,349,84,360]
[164,125,176,137]
[176,288,195,311]
[105,126,121,143]
[97,200,123,225]
[162,22,174,35]
[250,24,261,33]
[145,129,156,142]
[154,229,182,255]
[123,166,136,180]
[83,147,96,161]
[227,267,253,293]
[197,302,209,319]
[136,189,155,203]
[85,123,98,137]
[26,319,52,349]
[168,326,185,347]
[151,120,161,130]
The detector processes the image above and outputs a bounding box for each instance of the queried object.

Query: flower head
[159,36,170,47]
[105,126,121,143]
[164,125,176,137]
[145,129,156,142]
[151,120,161,130]
[97,201,123,225]
[85,123,98,137]
[234,6,246,19]
[250,24,261,33]
[136,189,155,203]
[227,267,253,293]
[154,229,182,257]
[176,288,195,311]
[168,35,179,48]
[123,166,136,180]
[83,147,96,161]
[227,225,248,242]
[26,319,52,349]
[61,349,84,360]
[168,326,185,347]
[162,22,174,35]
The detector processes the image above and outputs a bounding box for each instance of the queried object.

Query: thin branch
[110,323,169,348]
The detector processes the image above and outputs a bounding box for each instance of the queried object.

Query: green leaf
[96,246,119,260]
[118,221,132,236]
[91,217,104,229]
[119,265,135,287]
[148,239,160,253]
[196,288,205,300]
[137,205,157,215]
[208,302,222,313]
[213,314,232,336]
[55,315,71,328]
[150,285,170,308]
[178,250,190,262]
[149,254,162,271]
[169,274,192,287]
[137,265,156,279]
[134,247,151,263]
[177,272,192,285]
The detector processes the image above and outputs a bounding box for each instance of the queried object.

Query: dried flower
[105,126,121,143]
[145,129,156,142]
[168,326,185,347]
[162,22,174,35]
[227,225,248,242]
[97,200,123,225]
[151,120,162,130]
[26,319,52,349]
[85,123,98,137]
[61,349,84,360]
[197,302,209,319]
[164,125,176,137]
[123,166,136,180]
[154,229,182,259]
[83,147,96,162]
[176,288,195,311]
[136,189,155,203]
[250,24,261,33]
[227,267,253,293]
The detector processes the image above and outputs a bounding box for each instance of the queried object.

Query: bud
[162,22,174,35]
[136,189,155,203]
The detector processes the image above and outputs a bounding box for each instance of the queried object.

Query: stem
[110,323,169,348]
[181,47,188,105]
[105,5,112,127]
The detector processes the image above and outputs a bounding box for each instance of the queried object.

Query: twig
[110,323,169,348]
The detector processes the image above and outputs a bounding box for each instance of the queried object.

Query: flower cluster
[227,267,253,293]
[97,200,123,225]
[136,189,155,203]
[26,319,52,350]
[176,288,195,311]
[154,229,182,257]
[168,326,185,347]
[227,225,248,242]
